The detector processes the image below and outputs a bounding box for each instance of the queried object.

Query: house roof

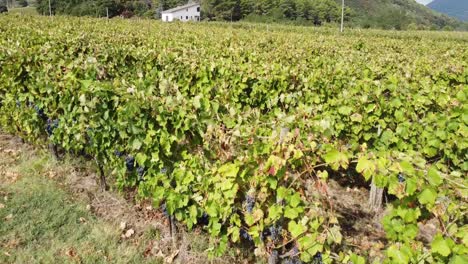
[161,3,200,14]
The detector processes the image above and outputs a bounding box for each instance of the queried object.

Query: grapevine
[0,15,466,263]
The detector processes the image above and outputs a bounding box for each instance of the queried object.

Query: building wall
[162,13,174,22]
[162,5,200,22]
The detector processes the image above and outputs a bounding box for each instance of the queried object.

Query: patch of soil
[326,178,387,260]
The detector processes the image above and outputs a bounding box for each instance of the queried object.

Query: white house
[161,2,201,22]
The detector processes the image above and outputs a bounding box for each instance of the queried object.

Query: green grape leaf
[288,220,306,238]
[323,149,348,170]
[427,166,443,186]
[432,235,451,257]
[418,188,437,206]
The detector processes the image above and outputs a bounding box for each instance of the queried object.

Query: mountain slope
[340,0,465,30]
[428,0,468,21]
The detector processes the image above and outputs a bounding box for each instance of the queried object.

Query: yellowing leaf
[356,156,375,181]
[288,220,306,238]
[217,163,239,178]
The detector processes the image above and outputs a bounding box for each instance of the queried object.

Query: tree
[280,0,296,19]
[203,0,241,21]
[36,0,125,17]
[17,0,28,7]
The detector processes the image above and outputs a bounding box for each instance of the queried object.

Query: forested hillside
[30,0,468,30]
[201,0,465,29]
[341,0,465,30]
[428,0,468,22]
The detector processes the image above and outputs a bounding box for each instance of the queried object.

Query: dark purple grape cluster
[245,194,255,213]
[137,166,146,181]
[269,225,282,241]
[312,252,322,264]
[16,100,21,107]
[114,149,124,157]
[398,173,405,183]
[240,229,253,241]
[261,224,282,242]
[46,119,59,136]
[160,167,167,174]
[34,105,47,120]
[125,155,135,171]
[160,202,170,217]
[198,212,209,226]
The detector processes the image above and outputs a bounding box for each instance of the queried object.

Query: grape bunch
[34,105,47,120]
[269,225,282,241]
[240,229,253,242]
[125,155,135,171]
[312,252,322,264]
[198,212,209,226]
[160,202,170,218]
[46,119,59,136]
[398,173,405,183]
[137,166,146,181]
[114,149,124,157]
[245,194,255,213]
[15,100,21,107]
